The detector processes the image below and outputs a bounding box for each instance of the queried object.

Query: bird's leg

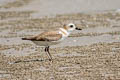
[45,47,47,52]
[46,46,53,61]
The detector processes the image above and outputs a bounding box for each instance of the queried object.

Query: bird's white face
[67,23,76,32]
[65,23,82,32]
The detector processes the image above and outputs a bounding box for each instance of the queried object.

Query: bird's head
[63,23,82,32]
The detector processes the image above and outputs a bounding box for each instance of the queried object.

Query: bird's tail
[22,38,29,40]
[22,37,36,40]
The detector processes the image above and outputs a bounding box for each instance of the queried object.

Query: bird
[22,23,82,61]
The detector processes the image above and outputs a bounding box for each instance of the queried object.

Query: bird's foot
[49,59,53,63]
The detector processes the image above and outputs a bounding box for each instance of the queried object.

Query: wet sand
[0,0,120,80]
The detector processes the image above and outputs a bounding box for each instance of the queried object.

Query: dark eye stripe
[70,25,73,28]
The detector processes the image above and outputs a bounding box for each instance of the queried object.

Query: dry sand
[0,0,120,80]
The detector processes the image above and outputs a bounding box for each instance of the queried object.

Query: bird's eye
[70,25,73,28]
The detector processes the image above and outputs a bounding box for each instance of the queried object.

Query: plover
[22,23,82,61]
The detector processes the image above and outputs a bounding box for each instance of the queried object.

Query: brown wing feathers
[22,31,62,41]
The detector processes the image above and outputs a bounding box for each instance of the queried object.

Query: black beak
[76,27,82,30]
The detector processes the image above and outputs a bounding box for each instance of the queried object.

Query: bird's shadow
[11,59,49,64]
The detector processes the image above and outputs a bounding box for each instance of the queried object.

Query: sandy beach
[0,0,120,80]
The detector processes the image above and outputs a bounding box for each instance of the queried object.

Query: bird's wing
[22,31,62,41]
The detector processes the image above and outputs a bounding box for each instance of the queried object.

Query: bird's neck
[59,28,70,37]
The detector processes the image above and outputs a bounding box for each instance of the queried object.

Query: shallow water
[1,47,36,57]
[0,37,32,45]
[0,70,11,78]
[0,34,120,56]
[57,34,120,47]
[0,0,16,5]
[79,27,120,34]
[0,26,120,48]
[1,0,120,17]
[27,0,120,17]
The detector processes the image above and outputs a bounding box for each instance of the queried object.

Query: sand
[0,0,120,80]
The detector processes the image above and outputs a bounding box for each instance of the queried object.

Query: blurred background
[0,0,120,17]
